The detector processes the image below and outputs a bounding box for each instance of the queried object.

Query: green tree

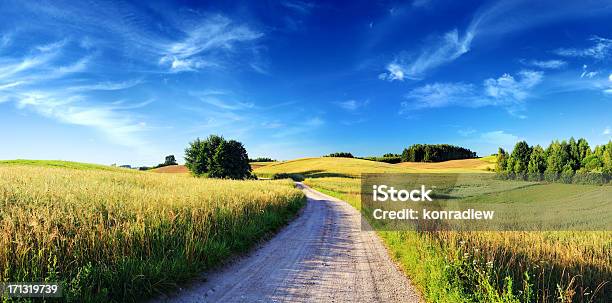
[582,154,603,172]
[545,141,569,174]
[527,145,546,179]
[184,135,251,179]
[577,138,591,163]
[185,138,208,176]
[209,140,252,179]
[602,141,612,173]
[495,148,508,172]
[164,155,177,166]
[510,141,531,174]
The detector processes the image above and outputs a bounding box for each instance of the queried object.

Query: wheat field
[0,164,305,302]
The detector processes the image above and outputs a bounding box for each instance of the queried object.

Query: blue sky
[0,0,611,165]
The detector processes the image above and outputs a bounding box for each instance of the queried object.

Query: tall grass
[304,177,611,302]
[0,165,305,302]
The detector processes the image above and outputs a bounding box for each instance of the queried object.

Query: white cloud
[159,15,262,72]
[609,73,612,82]
[1,33,12,48]
[402,70,543,115]
[305,117,324,126]
[555,36,612,60]
[193,90,255,110]
[526,59,567,69]
[403,82,475,109]
[281,1,315,14]
[15,92,150,148]
[67,79,143,92]
[458,128,476,136]
[336,99,369,111]
[0,39,152,152]
[0,81,25,90]
[480,130,519,147]
[381,1,612,81]
[603,126,611,135]
[484,70,543,102]
[380,28,474,81]
[379,63,407,81]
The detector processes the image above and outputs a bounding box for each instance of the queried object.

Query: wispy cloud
[159,15,263,73]
[380,28,475,81]
[305,116,324,126]
[555,36,612,60]
[0,37,154,153]
[15,91,151,149]
[192,90,255,110]
[281,1,315,14]
[335,99,369,111]
[458,128,477,137]
[484,70,543,103]
[403,82,476,109]
[603,126,611,135]
[402,70,543,116]
[480,130,520,147]
[523,59,567,69]
[580,64,599,79]
[412,0,432,8]
[381,0,612,81]
[67,79,143,92]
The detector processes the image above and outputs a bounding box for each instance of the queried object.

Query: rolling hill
[0,159,130,172]
[254,156,495,178]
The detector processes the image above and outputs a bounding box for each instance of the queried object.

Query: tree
[496,138,611,184]
[582,154,603,172]
[577,138,591,163]
[527,145,546,179]
[510,141,531,174]
[185,138,207,176]
[401,144,475,162]
[325,152,354,158]
[496,148,508,172]
[185,135,252,179]
[209,140,252,179]
[164,155,177,166]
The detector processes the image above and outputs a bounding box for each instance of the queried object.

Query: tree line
[401,144,477,162]
[325,152,354,158]
[496,138,612,184]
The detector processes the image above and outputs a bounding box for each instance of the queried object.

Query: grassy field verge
[0,159,127,172]
[0,165,305,302]
[304,177,611,303]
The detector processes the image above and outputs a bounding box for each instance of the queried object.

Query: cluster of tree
[249,157,275,162]
[324,152,354,158]
[184,135,252,179]
[401,144,477,162]
[151,155,178,169]
[496,139,612,184]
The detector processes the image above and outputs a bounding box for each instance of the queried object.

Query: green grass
[304,173,611,303]
[0,159,127,172]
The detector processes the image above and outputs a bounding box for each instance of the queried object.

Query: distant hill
[0,159,131,172]
[254,156,495,178]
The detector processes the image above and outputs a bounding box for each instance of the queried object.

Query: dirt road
[157,183,421,302]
